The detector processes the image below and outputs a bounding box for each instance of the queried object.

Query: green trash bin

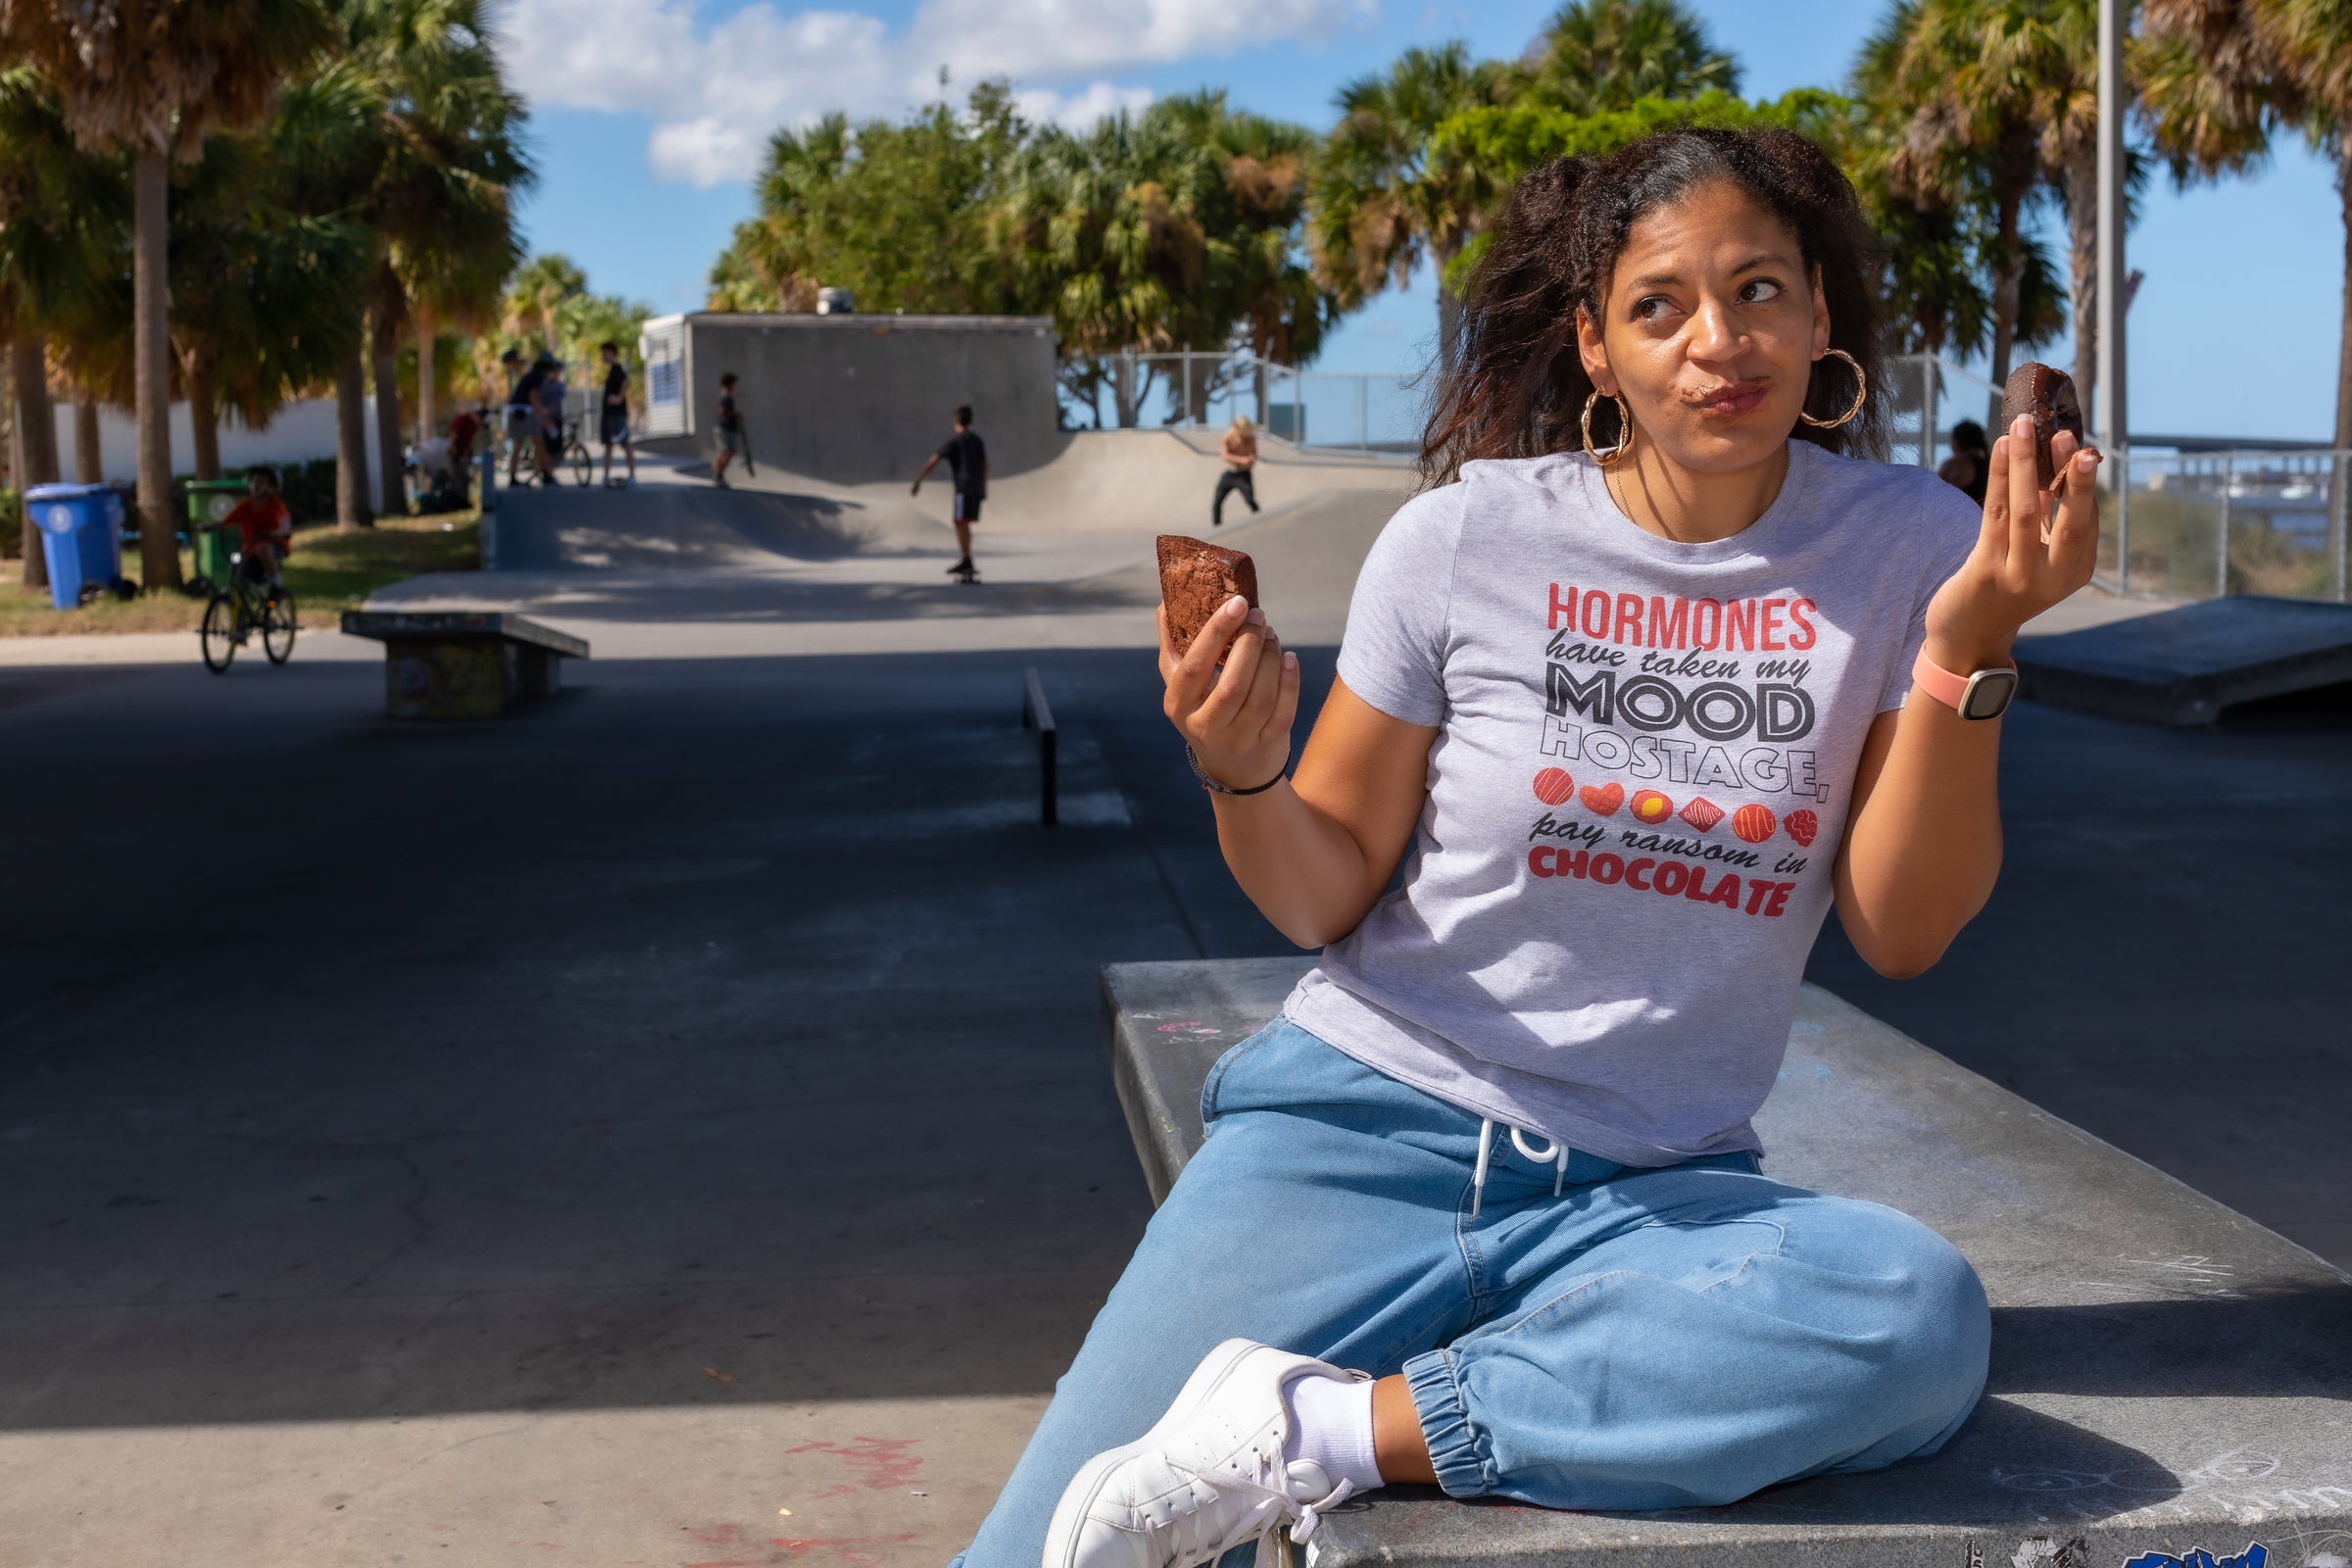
[186,479,249,588]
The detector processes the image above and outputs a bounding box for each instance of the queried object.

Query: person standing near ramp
[911,404,989,583]
[1214,415,1260,527]
[598,341,636,487]
[711,371,745,488]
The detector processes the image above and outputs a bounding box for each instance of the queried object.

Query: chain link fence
[1057,351,1424,456]
[2097,449,2350,602]
[1065,346,2352,603]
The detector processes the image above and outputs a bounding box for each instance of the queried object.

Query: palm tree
[2143,0,2351,454]
[706,226,799,312]
[1127,92,1333,375]
[999,111,1214,423]
[0,65,123,587]
[1522,0,1740,114]
[1307,43,1515,356]
[720,118,851,316]
[168,109,372,481]
[1856,0,2052,416]
[0,0,333,589]
[503,254,587,359]
[329,0,529,518]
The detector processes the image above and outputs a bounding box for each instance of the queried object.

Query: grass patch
[0,510,478,637]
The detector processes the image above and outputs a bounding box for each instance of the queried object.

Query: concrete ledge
[341,611,589,718]
[2016,597,2352,725]
[1102,957,2352,1568]
[340,611,591,660]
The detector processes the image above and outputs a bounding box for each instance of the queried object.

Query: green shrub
[0,489,19,561]
[163,457,342,535]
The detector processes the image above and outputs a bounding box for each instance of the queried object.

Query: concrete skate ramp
[489,481,938,574]
[397,436,1415,655]
[979,428,1413,533]
[641,426,1413,537]
[2017,596,2352,725]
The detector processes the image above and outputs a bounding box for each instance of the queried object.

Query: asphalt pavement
[0,458,2343,1568]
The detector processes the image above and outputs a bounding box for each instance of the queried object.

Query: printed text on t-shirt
[1548,583,1818,651]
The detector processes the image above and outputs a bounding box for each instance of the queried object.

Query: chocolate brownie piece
[2001,361,2086,490]
[1157,535,1259,658]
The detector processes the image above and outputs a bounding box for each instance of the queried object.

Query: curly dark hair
[1421,126,1886,485]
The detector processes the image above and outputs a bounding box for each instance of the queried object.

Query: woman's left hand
[1923,414,2103,670]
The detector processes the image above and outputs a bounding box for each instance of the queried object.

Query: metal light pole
[2096,0,2130,589]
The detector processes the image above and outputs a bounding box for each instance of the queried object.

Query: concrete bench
[340,611,589,719]
[2018,598,2352,726]
[1103,956,2352,1568]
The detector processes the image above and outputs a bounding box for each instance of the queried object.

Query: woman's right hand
[1160,595,1298,793]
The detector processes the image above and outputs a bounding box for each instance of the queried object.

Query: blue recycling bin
[24,482,125,609]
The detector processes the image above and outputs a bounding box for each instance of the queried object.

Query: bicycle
[199,551,298,673]
[559,413,593,487]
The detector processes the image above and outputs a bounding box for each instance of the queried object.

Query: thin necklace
[1604,463,1686,543]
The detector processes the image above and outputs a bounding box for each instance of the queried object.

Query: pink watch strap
[1912,647,2016,710]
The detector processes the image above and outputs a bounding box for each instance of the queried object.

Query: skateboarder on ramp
[911,403,989,583]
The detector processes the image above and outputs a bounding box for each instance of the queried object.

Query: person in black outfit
[510,353,558,485]
[1938,419,1990,505]
[712,371,745,488]
[911,404,989,577]
[598,340,636,487]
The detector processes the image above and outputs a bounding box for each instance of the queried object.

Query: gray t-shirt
[1283,440,1979,1166]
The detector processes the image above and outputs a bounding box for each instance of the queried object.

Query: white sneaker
[1043,1340,1365,1568]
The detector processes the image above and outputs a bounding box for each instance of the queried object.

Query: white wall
[51,397,383,488]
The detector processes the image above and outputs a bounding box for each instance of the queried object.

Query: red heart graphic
[1579,782,1625,816]
[1785,808,1819,848]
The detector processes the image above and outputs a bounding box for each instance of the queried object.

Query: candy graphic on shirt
[1533,767,1575,806]
[1785,808,1820,848]
[1579,782,1625,816]
[1678,797,1725,832]
[1732,804,1779,844]
[1630,789,1673,824]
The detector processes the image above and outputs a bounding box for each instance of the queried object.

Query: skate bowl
[1104,956,2352,1568]
[626,425,1414,538]
[382,431,1417,656]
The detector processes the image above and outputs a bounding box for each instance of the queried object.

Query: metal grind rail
[1022,667,1057,827]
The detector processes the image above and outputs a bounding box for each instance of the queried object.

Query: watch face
[1962,667,2019,719]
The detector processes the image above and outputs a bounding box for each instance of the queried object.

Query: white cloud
[1014,81,1156,130]
[494,0,1354,186]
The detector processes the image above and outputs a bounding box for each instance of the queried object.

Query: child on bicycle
[209,466,293,593]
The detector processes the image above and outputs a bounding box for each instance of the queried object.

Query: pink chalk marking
[783,1437,923,1493]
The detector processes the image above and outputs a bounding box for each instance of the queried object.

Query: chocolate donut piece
[1157,535,1259,658]
[2000,361,2086,490]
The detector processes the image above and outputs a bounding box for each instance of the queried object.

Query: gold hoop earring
[1798,348,1868,429]
[1582,389,1633,466]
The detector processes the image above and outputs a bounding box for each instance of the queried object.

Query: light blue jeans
[955,1020,1989,1568]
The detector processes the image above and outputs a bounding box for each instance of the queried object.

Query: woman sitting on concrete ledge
[951,124,2102,1568]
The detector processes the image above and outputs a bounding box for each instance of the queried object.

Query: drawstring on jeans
[1470,1118,1568,1216]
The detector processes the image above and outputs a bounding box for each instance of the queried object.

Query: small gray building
[637,312,1059,484]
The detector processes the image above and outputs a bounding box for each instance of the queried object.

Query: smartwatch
[1913,648,2018,720]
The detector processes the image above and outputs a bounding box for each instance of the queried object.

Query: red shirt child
[222,476,293,576]
[226,495,291,559]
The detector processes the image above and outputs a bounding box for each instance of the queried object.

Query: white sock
[1281,1372,1384,1494]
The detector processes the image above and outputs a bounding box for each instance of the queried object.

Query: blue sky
[503,0,2342,441]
